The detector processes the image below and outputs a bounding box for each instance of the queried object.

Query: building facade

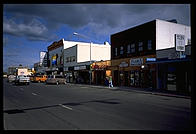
[110,19,191,93]
[47,39,111,83]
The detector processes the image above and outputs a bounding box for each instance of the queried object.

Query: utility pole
[73,32,92,85]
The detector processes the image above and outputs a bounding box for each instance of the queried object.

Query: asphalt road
[3,79,191,130]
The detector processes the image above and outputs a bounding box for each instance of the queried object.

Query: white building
[63,41,111,71]
[47,39,111,83]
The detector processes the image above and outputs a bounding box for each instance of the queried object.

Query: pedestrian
[109,76,113,88]
[105,77,109,86]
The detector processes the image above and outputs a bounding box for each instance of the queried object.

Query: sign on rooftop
[175,34,185,52]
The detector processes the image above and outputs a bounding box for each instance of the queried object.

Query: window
[66,57,70,62]
[72,56,76,62]
[115,48,118,56]
[120,46,124,55]
[130,44,135,53]
[188,38,191,45]
[138,42,143,51]
[147,40,152,50]
[127,44,130,54]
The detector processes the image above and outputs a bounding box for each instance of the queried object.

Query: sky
[3,4,190,72]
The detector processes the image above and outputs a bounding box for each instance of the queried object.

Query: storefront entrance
[129,70,154,88]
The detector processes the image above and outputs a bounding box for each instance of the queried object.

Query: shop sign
[119,62,128,67]
[175,34,185,51]
[74,66,80,70]
[130,58,143,66]
[146,58,156,62]
[92,64,107,70]
[79,66,86,70]
[74,66,86,70]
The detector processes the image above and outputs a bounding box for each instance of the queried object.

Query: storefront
[146,57,191,94]
[64,65,91,84]
[91,60,112,85]
[110,55,156,88]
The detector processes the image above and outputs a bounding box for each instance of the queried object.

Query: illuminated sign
[146,58,156,62]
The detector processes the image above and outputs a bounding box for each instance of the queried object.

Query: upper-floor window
[130,44,135,53]
[115,48,118,56]
[147,40,152,50]
[138,42,143,52]
[72,56,76,62]
[188,38,191,45]
[120,46,124,55]
[66,57,70,63]
[127,44,130,54]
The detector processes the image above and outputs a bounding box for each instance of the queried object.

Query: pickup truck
[15,75,30,85]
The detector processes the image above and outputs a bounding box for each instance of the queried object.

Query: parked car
[46,75,66,85]
[7,75,16,82]
[33,75,47,83]
[29,75,34,82]
[15,75,30,85]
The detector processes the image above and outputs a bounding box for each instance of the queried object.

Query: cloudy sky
[3,4,190,72]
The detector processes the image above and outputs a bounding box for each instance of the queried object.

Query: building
[91,60,112,85]
[110,19,191,93]
[7,66,32,76]
[47,39,111,84]
[40,51,48,67]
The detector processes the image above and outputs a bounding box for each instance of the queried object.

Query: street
[3,79,191,130]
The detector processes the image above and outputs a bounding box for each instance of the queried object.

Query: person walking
[109,76,113,88]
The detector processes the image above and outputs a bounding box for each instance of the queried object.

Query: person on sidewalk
[109,76,113,88]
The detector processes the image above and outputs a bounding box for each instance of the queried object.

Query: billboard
[175,34,185,51]
[52,55,57,65]
[40,51,46,65]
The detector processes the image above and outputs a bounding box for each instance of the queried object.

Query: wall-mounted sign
[146,58,156,62]
[92,64,107,70]
[175,34,185,51]
[74,66,86,70]
[130,58,143,66]
[119,62,128,67]
[52,55,57,65]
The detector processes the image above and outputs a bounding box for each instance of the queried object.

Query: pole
[90,42,92,85]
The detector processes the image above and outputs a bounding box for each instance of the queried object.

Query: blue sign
[146,58,156,62]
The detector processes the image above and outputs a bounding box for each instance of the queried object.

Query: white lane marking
[32,93,38,96]
[58,104,73,110]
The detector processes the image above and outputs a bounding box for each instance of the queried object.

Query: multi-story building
[47,39,111,83]
[110,19,191,94]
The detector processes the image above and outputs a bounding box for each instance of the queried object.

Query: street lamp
[73,32,92,85]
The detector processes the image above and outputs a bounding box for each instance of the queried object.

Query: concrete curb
[66,83,191,99]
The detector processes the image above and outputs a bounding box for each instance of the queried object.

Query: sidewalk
[67,83,191,99]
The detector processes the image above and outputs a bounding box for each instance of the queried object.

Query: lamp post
[73,32,92,85]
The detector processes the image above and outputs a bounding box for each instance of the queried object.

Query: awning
[146,58,191,64]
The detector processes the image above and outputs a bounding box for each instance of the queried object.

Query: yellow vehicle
[33,75,47,83]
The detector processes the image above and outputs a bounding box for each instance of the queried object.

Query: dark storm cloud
[4,4,190,41]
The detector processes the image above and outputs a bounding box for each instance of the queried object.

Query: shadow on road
[4,98,120,114]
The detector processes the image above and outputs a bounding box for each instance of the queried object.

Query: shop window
[115,48,118,56]
[138,42,143,52]
[130,44,135,53]
[147,40,152,50]
[127,44,130,54]
[120,46,124,55]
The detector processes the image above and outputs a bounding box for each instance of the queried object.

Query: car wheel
[38,80,41,83]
